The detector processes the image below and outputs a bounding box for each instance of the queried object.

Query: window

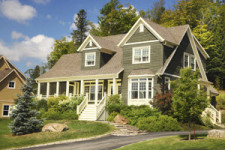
[85,52,96,66]
[132,46,150,64]
[3,105,10,116]
[89,41,92,46]
[130,78,153,99]
[165,77,170,90]
[183,52,196,70]
[139,24,144,32]
[8,81,15,89]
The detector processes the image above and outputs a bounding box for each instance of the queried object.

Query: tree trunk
[188,121,191,140]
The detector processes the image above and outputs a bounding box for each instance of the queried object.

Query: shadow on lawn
[179,134,207,140]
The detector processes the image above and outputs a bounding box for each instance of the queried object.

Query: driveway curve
[21,130,209,150]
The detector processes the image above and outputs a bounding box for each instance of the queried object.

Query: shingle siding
[127,27,157,43]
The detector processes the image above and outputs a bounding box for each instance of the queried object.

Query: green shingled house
[36,17,220,123]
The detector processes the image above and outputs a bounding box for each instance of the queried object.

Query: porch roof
[209,86,219,96]
[129,69,155,77]
[37,49,123,80]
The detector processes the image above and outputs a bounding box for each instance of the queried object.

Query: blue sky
[0,0,177,74]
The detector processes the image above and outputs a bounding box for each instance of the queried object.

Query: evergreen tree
[71,9,89,46]
[9,79,43,135]
[171,68,208,140]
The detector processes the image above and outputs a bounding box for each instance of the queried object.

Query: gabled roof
[0,55,26,83]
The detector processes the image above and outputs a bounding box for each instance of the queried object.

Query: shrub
[137,115,182,132]
[201,113,214,128]
[106,95,124,114]
[216,93,225,110]
[36,99,48,111]
[42,108,78,120]
[121,105,161,125]
[107,112,119,122]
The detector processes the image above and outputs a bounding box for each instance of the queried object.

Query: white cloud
[0,0,36,23]
[33,0,51,5]
[11,31,29,40]
[0,34,54,62]
[70,22,76,30]
[122,5,139,16]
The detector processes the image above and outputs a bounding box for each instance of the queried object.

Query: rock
[113,114,129,125]
[207,129,225,138]
[42,123,69,132]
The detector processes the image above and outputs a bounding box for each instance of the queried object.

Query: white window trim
[132,46,151,64]
[85,52,96,67]
[128,77,154,100]
[8,81,16,89]
[183,52,196,70]
[2,105,11,117]
[165,77,170,90]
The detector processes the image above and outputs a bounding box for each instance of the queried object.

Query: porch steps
[79,105,97,121]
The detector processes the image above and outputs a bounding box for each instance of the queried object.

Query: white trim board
[77,35,101,51]
[124,40,159,46]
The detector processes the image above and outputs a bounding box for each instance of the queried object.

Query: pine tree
[9,79,43,135]
[71,9,89,46]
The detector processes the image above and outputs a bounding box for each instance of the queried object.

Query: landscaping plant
[9,79,43,135]
[171,68,208,140]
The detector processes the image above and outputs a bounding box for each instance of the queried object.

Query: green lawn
[0,119,114,150]
[117,134,225,150]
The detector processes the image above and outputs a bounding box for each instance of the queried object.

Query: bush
[106,95,124,114]
[216,93,225,110]
[42,108,78,120]
[120,105,161,126]
[201,113,214,128]
[107,112,119,122]
[36,99,48,111]
[137,115,182,132]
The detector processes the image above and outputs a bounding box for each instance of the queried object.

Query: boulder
[42,123,69,132]
[113,114,129,125]
[207,129,225,138]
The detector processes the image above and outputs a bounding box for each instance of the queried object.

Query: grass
[117,134,225,150]
[0,119,114,150]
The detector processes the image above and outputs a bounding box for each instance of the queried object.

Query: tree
[151,84,172,115]
[145,0,165,24]
[47,37,77,68]
[92,0,139,36]
[25,65,47,94]
[71,9,89,46]
[9,79,43,135]
[171,68,208,140]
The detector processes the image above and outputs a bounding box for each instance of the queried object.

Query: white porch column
[37,82,40,98]
[46,82,50,98]
[56,81,59,96]
[80,80,84,95]
[95,79,98,105]
[66,81,69,97]
[113,78,117,94]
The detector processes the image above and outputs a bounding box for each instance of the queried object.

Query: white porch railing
[77,94,88,115]
[96,94,107,120]
[203,104,221,124]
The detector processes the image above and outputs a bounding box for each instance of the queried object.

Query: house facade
[0,55,26,118]
[36,18,220,122]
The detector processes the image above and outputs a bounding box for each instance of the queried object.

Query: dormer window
[85,52,96,66]
[183,52,196,70]
[132,46,150,64]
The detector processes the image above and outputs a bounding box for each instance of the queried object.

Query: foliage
[107,111,119,122]
[106,94,124,114]
[136,115,182,132]
[216,93,225,110]
[71,9,89,46]
[36,99,48,112]
[42,109,78,120]
[25,65,46,94]
[171,68,208,140]
[120,105,161,126]
[47,37,78,68]
[9,79,43,135]
[201,113,214,128]
[151,84,172,115]
[91,0,139,36]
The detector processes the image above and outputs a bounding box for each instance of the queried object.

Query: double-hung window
[3,105,11,117]
[133,46,150,64]
[183,52,196,70]
[85,52,96,66]
[130,78,153,99]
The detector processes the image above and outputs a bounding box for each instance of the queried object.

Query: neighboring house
[0,55,26,118]
[36,17,220,123]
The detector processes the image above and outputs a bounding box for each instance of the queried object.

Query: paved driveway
[22,130,209,150]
